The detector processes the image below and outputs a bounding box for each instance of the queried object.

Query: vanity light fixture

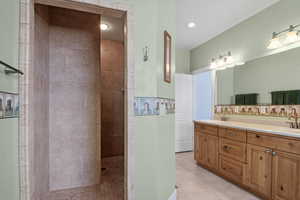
[210,51,238,70]
[268,33,282,49]
[285,27,299,44]
[267,24,300,49]
[100,23,109,31]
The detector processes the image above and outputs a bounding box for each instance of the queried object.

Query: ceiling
[176,0,279,50]
[101,16,124,42]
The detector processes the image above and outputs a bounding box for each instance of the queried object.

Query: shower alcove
[28,2,127,199]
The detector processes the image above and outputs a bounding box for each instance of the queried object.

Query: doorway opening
[100,15,125,199]
[193,71,214,121]
[31,2,126,199]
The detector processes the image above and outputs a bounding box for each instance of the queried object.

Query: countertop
[195,120,300,139]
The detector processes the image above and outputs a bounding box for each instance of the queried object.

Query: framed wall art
[164,31,172,83]
[134,97,175,116]
[0,91,19,119]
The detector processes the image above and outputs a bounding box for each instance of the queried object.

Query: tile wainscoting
[215,104,300,118]
[134,97,175,116]
[214,105,300,128]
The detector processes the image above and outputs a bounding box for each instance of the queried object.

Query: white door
[175,74,193,152]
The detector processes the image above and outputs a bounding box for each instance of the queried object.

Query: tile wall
[101,40,125,158]
[33,5,50,198]
[48,7,101,191]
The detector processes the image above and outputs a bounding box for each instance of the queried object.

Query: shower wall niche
[33,4,101,194]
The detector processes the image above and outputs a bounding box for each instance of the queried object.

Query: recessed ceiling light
[187,22,196,28]
[100,23,109,31]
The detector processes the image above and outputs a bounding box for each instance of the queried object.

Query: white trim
[191,65,211,74]
[168,190,177,200]
[211,70,217,119]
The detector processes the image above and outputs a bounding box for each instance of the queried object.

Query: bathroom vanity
[194,120,300,200]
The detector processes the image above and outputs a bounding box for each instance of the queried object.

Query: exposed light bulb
[210,58,217,69]
[268,37,282,49]
[226,51,234,64]
[100,23,109,31]
[217,56,225,67]
[285,31,299,44]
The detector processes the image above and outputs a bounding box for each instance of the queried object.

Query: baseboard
[168,189,177,200]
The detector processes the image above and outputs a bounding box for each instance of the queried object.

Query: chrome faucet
[287,108,299,129]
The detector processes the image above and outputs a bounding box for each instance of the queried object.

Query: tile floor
[45,156,124,200]
[176,152,261,200]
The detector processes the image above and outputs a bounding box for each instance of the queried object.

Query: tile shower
[32,4,123,199]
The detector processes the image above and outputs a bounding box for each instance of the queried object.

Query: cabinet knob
[280,186,284,191]
[223,145,231,151]
[272,151,277,156]
[256,135,260,138]
[288,142,294,147]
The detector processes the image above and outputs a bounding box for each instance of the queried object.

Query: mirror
[217,46,300,105]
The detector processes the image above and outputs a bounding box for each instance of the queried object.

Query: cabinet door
[206,135,219,171]
[272,151,300,200]
[245,144,272,198]
[194,131,199,161]
[197,134,207,165]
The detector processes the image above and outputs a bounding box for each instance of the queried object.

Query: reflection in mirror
[217,46,300,105]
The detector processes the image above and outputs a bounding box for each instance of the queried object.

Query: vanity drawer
[198,123,218,136]
[247,132,275,149]
[219,155,245,184]
[219,138,247,162]
[219,127,247,143]
[248,131,300,155]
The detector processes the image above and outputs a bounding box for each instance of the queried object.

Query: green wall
[0,0,19,200]
[133,0,176,199]
[0,0,176,199]
[176,47,190,74]
[190,0,300,71]
[216,68,234,105]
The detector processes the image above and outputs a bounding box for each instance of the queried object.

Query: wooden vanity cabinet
[272,151,300,200]
[197,133,207,165]
[196,134,219,171]
[194,123,219,171]
[245,144,273,199]
[219,138,247,162]
[219,155,245,183]
[206,135,219,170]
[194,122,300,200]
